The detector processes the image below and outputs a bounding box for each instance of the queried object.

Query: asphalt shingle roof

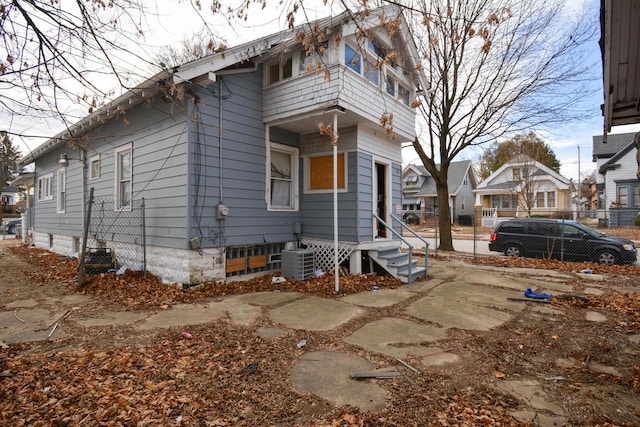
[592,132,636,158]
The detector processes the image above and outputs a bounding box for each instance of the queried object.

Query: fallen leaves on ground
[3,244,640,425]
[10,245,402,310]
[470,255,640,276]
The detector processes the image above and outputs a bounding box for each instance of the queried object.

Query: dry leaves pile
[10,245,402,310]
[470,254,640,276]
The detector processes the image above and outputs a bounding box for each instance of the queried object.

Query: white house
[474,155,574,227]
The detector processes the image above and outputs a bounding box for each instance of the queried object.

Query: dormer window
[268,56,293,85]
[405,174,418,184]
[367,38,387,58]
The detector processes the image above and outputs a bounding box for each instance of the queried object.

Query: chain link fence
[78,189,146,286]
[402,208,639,265]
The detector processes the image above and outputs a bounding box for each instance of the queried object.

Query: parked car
[1,219,21,235]
[489,218,637,265]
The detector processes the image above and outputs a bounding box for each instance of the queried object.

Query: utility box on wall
[281,249,315,280]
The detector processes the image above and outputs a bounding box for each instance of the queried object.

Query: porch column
[326,104,345,292]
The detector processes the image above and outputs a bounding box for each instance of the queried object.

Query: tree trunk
[435,180,454,251]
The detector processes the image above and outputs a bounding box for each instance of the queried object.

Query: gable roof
[21,5,426,166]
[592,132,636,159]
[599,140,636,174]
[404,160,474,197]
[476,155,571,190]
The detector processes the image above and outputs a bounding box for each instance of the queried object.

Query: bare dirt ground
[1,238,639,426]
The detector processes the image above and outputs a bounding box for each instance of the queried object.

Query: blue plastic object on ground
[524,287,552,299]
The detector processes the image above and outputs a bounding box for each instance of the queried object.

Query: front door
[375,162,387,238]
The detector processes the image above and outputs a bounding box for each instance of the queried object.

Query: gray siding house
[592,133,640,227]
[19,6,427,284]
[401,161,477,225]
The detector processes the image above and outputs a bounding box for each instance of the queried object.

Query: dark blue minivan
[489,218,637,265]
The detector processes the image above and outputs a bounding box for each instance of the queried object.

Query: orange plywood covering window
[309,153,345,190]
[226,258,245,273]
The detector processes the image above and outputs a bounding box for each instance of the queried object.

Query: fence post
[78,187,94,289]
[560,217,565,261]
[142,198,147,277]
[473,214,477,259]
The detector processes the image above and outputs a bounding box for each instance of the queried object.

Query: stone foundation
[32,232,226,285]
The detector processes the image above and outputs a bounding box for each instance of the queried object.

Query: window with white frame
[547,191,556,207]
[634,185,640,206]
[299,43,328,73]
[491,194,518,209]
[37,173,53,201]
[617,185,628,206]
[535,191,556,208]
[398,83,410,106]
[89,155,100,179]
[461,197,465,211]
[385,75,395,96]
[57,169,66,213]
[344,44,361,73]
[345,40,413,107]
[404,174,418,185]
[268,142,298,210]
[363,56,379,85]
[267,56,293,85]
[367,38,387,58]
[115,143,132,210]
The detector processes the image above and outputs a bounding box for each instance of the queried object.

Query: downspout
[79,148,86,246]
[218,77,224,251]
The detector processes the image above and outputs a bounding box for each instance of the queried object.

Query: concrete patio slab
[428,281,525,311]
[77,311,148,327]
[220,302,263,326]
[269,297,363,331]
[340,289,415,307]
[585,311,607,322]
[137,303,227,330]
[291,350,387,411]
[0,309,66,343]
[402,278,445,293]
[5,299,38,308]
[257,327,286,339]
[495,379,564,414]
[510,410,568,427]
[222,291,303,306]
[345,318,446,359]
[405,290,513,331]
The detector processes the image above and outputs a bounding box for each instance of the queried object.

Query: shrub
[635,215,640,227]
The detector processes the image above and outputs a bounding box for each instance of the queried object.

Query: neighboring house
[473,156,574,227]
[592,132,640,227]
[401,160,477,225]
[18,6,428,284]
[1,186,20,215]
[8,173,35,243]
